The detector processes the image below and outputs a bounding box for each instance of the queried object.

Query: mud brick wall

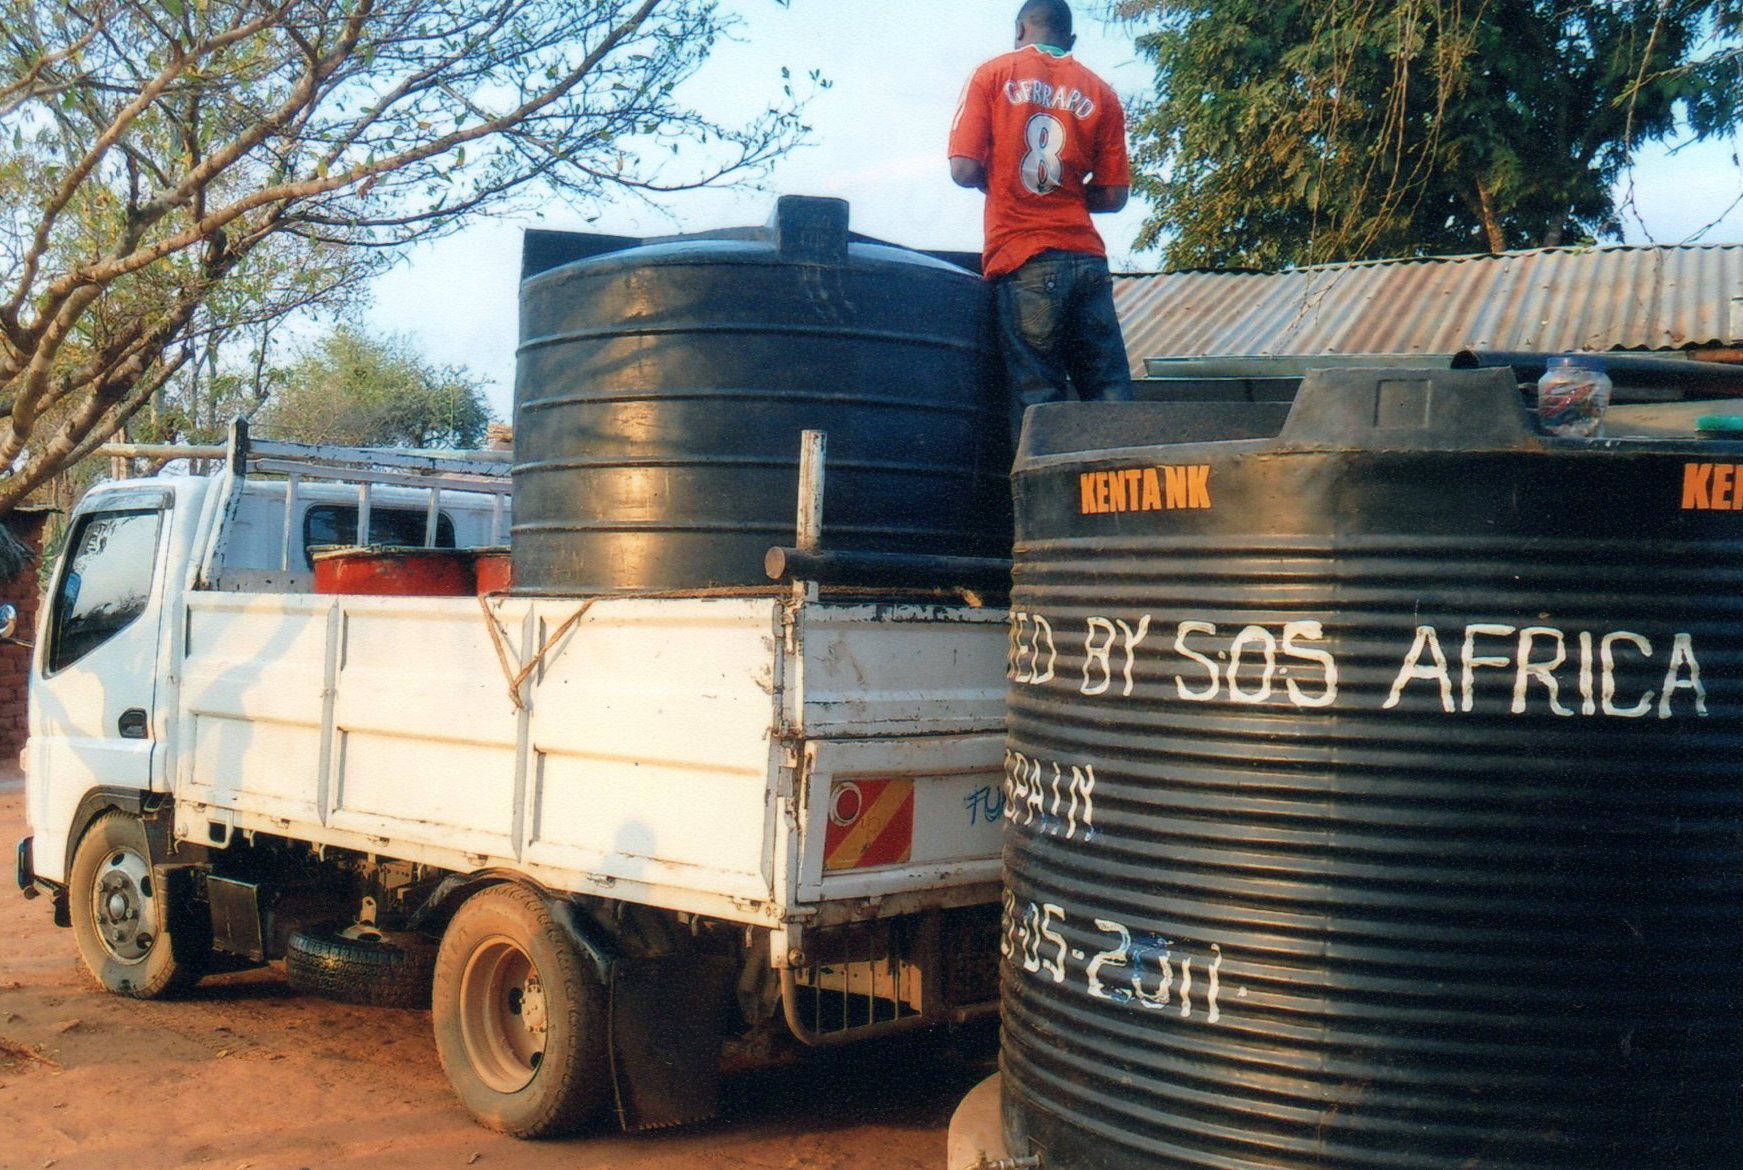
[0,511,49,769]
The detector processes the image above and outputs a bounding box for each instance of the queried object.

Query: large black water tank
[512,196,1007,593]
[1000,368,1743,1169]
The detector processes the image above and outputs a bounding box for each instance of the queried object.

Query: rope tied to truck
[475,586,792,711]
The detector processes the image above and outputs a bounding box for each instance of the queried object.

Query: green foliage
[0,0,814,514]
[259,326,492,449]
[1115,0,1743,268]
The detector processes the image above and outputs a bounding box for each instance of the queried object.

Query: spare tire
[285,924,438,1009]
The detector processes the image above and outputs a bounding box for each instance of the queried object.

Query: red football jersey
[949,45,1130,278]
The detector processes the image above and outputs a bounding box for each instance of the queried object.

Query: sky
[364,1,1743,421]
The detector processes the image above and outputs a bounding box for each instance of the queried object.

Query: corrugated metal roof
[1113,244,1743,372]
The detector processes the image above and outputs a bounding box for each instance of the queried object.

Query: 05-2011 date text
[1002,891,1233,1024]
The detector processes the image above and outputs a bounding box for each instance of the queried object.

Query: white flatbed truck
[13,427,1008,1135]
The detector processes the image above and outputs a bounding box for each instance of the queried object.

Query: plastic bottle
[1536,355,1613,437]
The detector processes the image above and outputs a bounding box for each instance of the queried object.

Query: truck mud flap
[608,952,733,1132]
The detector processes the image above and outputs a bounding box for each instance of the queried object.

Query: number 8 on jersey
[1022,113,1066,196]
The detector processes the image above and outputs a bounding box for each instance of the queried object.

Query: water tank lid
[519,196,981,282]
[1275,366,1534,451]
[770,195,849,265]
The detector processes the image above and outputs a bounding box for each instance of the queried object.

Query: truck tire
[432,883,609,1138]
[285,925,438,1009]
[68,810,206,998]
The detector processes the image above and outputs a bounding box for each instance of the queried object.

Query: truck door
[31,488,174,808]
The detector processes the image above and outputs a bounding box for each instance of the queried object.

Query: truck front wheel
[68,811,204,998]
[432,883,609,1138]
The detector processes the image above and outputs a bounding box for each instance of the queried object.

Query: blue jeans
[994,250,1133,446]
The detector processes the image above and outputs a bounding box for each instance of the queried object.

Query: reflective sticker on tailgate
[823,779,914,871]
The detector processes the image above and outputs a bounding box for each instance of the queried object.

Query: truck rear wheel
[431,883,609,1137]
[68,811,205,998]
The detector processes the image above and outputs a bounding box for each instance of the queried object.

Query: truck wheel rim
[457,935,548,1093]
[91,846,156,963]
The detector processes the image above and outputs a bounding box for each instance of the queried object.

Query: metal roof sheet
[1113,244,1743,372]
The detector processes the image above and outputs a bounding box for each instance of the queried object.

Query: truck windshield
[48,507,164,673]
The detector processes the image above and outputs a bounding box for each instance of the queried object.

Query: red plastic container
[311,546,478,597]
[474,549,512,594]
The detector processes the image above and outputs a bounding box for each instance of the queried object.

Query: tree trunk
[1475,183,1507,253]
[1539,207,1570,249]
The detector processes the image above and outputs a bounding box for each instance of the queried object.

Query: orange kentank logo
[1682,462,1743,510]
[1080,466,1212,515]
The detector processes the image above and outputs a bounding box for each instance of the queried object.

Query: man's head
[1015,0,1074,51]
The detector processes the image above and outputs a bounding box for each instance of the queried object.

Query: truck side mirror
[0,603,32,648]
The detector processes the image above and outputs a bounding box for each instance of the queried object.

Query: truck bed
[173,591,1008,927]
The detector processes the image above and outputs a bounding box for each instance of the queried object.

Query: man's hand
[1086,184,1128,213]
[950,156,987,191]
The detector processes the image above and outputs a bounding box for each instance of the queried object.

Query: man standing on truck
[948,0,1134,447]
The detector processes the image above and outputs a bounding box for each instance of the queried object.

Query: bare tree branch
[0,0,811,508]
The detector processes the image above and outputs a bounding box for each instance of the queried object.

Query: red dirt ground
[0,784,991,1170]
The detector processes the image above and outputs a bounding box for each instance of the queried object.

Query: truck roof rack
[101,417,512,482]
[131,419,516,582]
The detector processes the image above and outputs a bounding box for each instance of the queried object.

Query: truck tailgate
[791,602,1007,908]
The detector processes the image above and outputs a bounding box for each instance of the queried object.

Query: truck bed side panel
[179,593,335,824]
[175,594,786,916]
[523,599,782,905]
[329,597,524,857]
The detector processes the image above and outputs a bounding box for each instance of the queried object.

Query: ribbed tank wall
[512,196,1007,593]
[1000,370,1743,1169]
